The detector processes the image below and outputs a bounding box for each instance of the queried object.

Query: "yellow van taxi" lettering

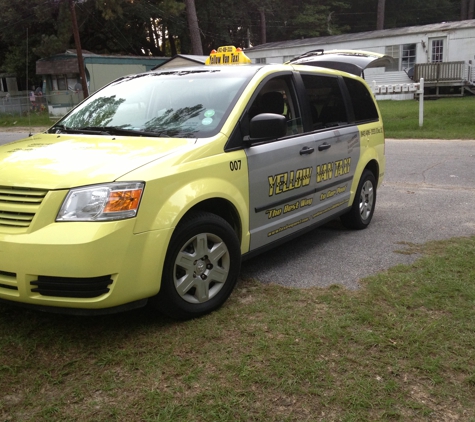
[316,158,351,183]
[268,167,312,196]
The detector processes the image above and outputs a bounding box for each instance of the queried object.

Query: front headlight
[56,182,144,222]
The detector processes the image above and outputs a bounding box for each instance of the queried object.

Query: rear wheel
[151,211,241,320]
[341,169,376,230]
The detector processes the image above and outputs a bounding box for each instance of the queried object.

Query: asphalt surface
[1,131,474,290]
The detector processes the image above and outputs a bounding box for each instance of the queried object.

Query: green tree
[338,0,460,32]
[76,0,184,56]
[0,0,70,87]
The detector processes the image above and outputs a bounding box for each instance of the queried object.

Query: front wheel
[151,211,241,320]
[340,169,377,230]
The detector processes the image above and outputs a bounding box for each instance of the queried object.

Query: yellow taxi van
[0,47,386,319]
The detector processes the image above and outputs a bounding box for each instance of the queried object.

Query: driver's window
[249,77,303,136]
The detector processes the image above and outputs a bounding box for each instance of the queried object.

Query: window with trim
[385,44,416,71]
[301,74,348,131]
[431,38,444,63]
[255,58,267,64]
[56,75,67,90]
[401,44,416,71]
[385,45,400,71]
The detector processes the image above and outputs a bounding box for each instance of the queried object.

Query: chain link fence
[0,91,83,118]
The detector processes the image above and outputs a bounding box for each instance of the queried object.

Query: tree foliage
[0,0,468,85]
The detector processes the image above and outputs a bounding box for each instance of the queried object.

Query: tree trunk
[184,0,203,55]
[461,0,469,19]
[469,0,475,19]
[376,0,385,30]
[259,8,266,45]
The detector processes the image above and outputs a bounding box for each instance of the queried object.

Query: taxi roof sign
[205,46,251,65]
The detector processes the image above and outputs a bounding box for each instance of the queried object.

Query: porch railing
[414,61,465,83]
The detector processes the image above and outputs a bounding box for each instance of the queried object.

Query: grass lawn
[378,96,475,139]
[1,236,475,421]
[0,111,53,129]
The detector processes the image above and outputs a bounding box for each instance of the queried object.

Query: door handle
[318,142,331,151]
[299,146,315,155]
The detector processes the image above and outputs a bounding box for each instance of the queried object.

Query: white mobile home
[245,20,475,99]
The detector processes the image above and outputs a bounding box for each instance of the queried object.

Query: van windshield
[50,69,253,138]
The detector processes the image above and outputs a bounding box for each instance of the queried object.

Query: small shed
[36,50,168,116]
[245,20,475,99]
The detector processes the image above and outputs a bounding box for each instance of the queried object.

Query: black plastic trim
[242,208,349,261]
[0,284,18,291]
[31,275,113,298]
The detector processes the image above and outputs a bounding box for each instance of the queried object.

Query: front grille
[30,275,113,298]
[0,186,48,229]
[0,270,18,291]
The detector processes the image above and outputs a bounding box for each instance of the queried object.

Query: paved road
[0,131,36,145]
[1,132,474,289]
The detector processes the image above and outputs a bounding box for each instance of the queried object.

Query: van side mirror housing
[248,113,287,143]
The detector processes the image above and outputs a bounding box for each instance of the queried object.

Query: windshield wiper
[50,124,188,138]
[49,125,109,135]
[83,126,168,138]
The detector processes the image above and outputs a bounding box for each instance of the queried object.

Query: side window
[343,77,379,124]
[249,77,303,136]
[300,74,348,131]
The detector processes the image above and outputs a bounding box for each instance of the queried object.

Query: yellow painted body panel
[0,134,192,189]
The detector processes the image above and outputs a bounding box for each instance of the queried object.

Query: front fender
[132,152,251,254]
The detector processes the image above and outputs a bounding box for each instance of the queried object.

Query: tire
[340,169,377,230]
[151,211,241,320]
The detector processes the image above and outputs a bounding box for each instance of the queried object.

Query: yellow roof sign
[205,46,251,65]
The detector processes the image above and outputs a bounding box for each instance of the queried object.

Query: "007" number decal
[229,160,242,171]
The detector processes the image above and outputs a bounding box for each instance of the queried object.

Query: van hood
[0,133,193,189]
[288,49,393,77]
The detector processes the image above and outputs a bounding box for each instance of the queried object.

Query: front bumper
[0,219,170,311]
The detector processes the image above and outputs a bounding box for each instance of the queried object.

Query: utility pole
[259,8,266,45]
[69,0,89,97]
[376,0,386,30]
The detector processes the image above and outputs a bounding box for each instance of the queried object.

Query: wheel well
[183,199,242,244]
[365,159,380,185]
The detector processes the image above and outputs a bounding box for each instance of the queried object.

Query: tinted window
[343,77,379,123]
[301,74,348,131]
[249,76,303,136]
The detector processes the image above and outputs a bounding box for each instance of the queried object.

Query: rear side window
[301,74,348,131]
[343,77,379,123]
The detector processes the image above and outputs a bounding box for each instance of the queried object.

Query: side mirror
[248,113,287,143]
